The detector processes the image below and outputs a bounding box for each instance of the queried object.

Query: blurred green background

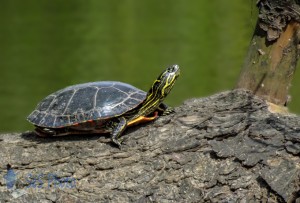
[1,1,300,133]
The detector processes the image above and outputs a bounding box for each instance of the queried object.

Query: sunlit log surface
[0,90,299,202]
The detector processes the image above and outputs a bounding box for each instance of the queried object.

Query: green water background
[1,1,300,132]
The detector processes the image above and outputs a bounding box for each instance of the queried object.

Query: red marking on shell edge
[73,123,79,126]
[87,120,93,123]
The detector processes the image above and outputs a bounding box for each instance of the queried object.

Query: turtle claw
[162,107,175,115]
[112,138,122,149]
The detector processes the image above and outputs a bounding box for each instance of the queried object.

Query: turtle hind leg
[111,117,127,149]
[34,127,56,137]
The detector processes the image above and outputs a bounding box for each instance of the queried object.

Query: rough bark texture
[258,0,300,41]
[0,90,300,203]
[236,0,300,106]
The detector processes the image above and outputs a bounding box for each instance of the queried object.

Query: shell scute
[37,95,55,112]
[64,87,98,115]
[42,114,56,127]
[49,89,74,115]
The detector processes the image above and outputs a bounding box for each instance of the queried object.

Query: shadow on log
[0,89,299,202]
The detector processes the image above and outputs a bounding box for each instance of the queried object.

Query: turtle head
[137,65,180,116]
[148,64,180,100]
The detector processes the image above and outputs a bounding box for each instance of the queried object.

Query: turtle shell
[27,81,147,128]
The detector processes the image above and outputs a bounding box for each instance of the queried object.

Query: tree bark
[236,0,300,107]
[0,90,299,202]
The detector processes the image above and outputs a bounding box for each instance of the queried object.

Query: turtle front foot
[158,103,175,116]
[112,138,122,149]
[162,107,175,115]
[111,117,127,149]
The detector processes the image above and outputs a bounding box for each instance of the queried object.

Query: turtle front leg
[111,117,127,149]
[158,103,175,115]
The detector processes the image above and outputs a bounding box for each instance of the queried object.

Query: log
[236,0,300,106]
[0,89,299,202]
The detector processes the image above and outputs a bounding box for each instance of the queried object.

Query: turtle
[27,64,180,148]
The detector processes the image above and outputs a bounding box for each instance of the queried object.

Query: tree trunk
[236,0,300,108]
[0,90,299,203]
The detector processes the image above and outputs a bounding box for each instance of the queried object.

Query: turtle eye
[168,67,174,72]
[167,64,179,73]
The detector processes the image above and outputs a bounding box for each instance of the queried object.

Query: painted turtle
[27,65,180,147]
